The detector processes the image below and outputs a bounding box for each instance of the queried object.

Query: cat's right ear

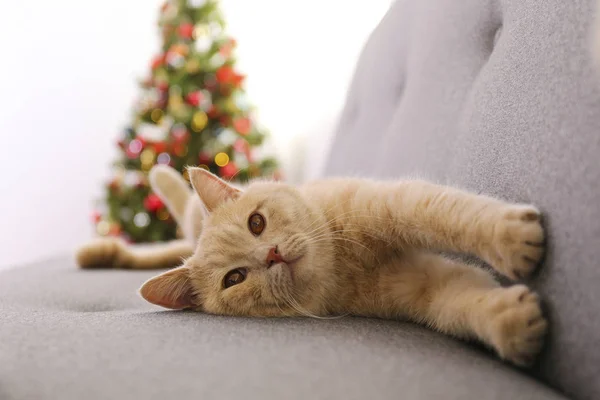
[139,266,196,310]
[188,167,241,212]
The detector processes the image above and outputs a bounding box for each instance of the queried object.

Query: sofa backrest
[324,1,600,399]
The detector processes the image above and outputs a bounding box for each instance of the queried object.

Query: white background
[0,0,391,269]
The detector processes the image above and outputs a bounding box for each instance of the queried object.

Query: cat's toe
[488,205,545,280]
[485,285,548,367]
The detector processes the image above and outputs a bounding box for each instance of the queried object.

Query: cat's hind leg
[76,238,193,270]
[372,253,547,367]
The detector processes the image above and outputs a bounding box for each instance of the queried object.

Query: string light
[157,209,170,221]
[193,23,210,39]
[96,221,110,236]
[214,152,229,167]
[186,59,201,73]
[140,149,155,168]
[157,152,171,165]
[128,139,143,155]
[192,111,208,132]
[150,109,163,122]
[134,212,150,228]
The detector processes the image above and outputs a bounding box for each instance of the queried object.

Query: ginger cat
[77,165,548,367]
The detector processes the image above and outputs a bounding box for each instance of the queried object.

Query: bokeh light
[157,152,171,165]
[150,109,163,123]
[96,221,110,236]
[133,212,150,228]
[128,139,143,155]
[214,152,229,167]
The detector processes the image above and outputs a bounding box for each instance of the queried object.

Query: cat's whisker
[308,228,394,248]
[302,203,390,236]
[304,212,395,239]
[310,228,393,246]
[302,197,357,232]
[282,291,345,320]
[307,236,381,264]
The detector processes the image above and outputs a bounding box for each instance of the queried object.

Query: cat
[76,164,548,368]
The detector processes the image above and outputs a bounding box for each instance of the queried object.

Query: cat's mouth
[271,255,303,270]
[271,255,304,283]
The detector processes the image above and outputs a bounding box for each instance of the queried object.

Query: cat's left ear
[139,266,196,310]
[188,167,242,212]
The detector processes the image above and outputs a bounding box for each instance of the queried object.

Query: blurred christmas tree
[92,0,279,243]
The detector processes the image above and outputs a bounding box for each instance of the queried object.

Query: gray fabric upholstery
[0,258,565,400]
[325,1,600,399]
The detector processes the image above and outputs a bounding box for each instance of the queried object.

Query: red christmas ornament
[233,117,252,135]
[109,223,122,236]
[220,162,238,179]
[215,66,246,87]
[151,54,164,70]
[234,139,253,162]
[152,141,168,154]
[215,66,234,83]
[231,73,245,87]
[91,211,102,224]
[172,143,187,157]
[207,105,220,118]
[178,23,194,39]
[185,91,203,107]
[220,115,232,126]
[144,193,164,212]
[198,151,212,165]
[156,81,169,91]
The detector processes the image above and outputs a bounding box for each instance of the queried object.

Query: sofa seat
[0,257,565,400]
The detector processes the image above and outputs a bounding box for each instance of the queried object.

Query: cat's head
[139,167,335,317]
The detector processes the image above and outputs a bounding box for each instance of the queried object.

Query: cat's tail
[148,164,192,228]
[76,238,193,270]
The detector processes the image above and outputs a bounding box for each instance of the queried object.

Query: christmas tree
[92,0,279,243]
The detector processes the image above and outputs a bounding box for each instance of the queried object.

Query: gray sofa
[2,1,599,399]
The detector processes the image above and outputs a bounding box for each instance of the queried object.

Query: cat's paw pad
[487,205,545,280]
[486,285,547,367]
[76,238,124,269]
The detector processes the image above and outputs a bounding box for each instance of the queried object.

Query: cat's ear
[139,266,196,310]
[188,167,241,212]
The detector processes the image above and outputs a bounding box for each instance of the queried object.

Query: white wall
[0,0,390,269]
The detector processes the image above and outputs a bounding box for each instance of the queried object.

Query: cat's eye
[248,212,265,236]
[224,268,247,288]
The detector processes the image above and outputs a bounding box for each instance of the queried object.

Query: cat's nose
[266,246,284,267]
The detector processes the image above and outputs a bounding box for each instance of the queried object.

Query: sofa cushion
[0,258,566,400]
[324,1,600,399]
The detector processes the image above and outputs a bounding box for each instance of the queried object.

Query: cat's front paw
[484,205,545,280]
[485,285,547,367]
